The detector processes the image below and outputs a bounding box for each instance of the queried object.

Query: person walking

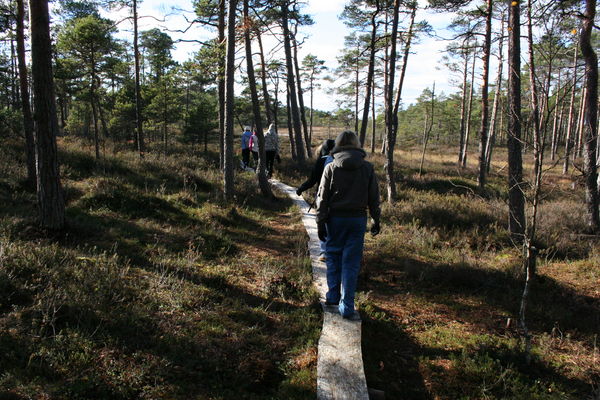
[249,130,259,169]
[296,138,335,260]
[264,124,280,178]
[315,130,381,320]
[241,126,253,169]
[296,139,335,196]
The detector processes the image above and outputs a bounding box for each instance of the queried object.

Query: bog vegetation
[0,0,599,399]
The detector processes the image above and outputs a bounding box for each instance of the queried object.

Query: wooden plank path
[270,180,370,400]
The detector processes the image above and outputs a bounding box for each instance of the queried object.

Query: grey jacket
[264,129,279,152]
[316,146,381,223]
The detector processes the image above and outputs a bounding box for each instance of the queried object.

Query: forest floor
[1,129,599,400]
[0,136,321,399]
[281,129,600,400]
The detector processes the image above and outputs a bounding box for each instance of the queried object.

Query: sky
[103,0,472,112]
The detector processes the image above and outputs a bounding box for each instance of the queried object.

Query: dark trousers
[242,148,250,167]
[266,150,276,177]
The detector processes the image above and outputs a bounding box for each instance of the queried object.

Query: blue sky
[104,0,482,112]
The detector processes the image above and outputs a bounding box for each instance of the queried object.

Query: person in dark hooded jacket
[316,130,381,320]
[295,139,335,196]
[296,139,336,260]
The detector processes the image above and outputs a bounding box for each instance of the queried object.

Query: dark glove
[296,188,303,196]
[318,221,327,242]
[370,220,381,236]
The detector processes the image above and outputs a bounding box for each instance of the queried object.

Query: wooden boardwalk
[270,180,370,400]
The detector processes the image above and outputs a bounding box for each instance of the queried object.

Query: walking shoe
[341,311,361,322]
[321,301,339,312]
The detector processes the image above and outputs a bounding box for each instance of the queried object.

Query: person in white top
[264,124,280,178]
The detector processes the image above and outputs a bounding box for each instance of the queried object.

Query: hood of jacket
[331,147,366,170]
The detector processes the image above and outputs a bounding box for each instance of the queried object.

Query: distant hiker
[296,138,335,260]
[264,124,280,178]
[296,139,335,196]
[316,130,381,320]
[241,126,253,169]
[249,131,259,168]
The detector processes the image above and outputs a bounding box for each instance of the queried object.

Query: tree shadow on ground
[0,298,309,399]
[362,308,432,399]
[367,255,599,339]
[360,254,599,398]
[12,277,313,399]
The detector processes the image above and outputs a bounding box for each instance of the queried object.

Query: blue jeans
[325,216,367,317]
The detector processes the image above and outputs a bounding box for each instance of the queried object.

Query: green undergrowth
[0,137,320,399]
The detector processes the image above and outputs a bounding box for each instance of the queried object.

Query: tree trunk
[162,77,168,155]
[580,0,599,232]
[392,5,416,116]
[519,242,537,364]
[97,93,110,138]
[381,9,389,155]
[419,83,435,177]
[486,94,501,173]
[477,0,493,189]
[273,76,279,129]
[507,0,525,242]
[526,0,543,183]
[371,80,376,153]
[575,86,587,160]
[550,70,562,161]
[563,44,578,174]
[281,3,305,163]
[223,0,237,200]
[286,87,296,160]
[485,18,504,174]
[29,0,65,230]
[90,67,100,159]
[218,0,226,170]
[16,0,36,186]
[458,50,469,164]
[309,76,314,145]
[57,93,67,130]
[292,27,311,157]
[244,0,273,198]
[359,3,379,147]
[133,0,145,158]
[519,1,551,352]
[384,0,401,202]
[11,35,18,109]
[185,79,190,135]
[462,54,476,168]
[256,28,273,126]
[498,97,505,145]
[354,39,360,134]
